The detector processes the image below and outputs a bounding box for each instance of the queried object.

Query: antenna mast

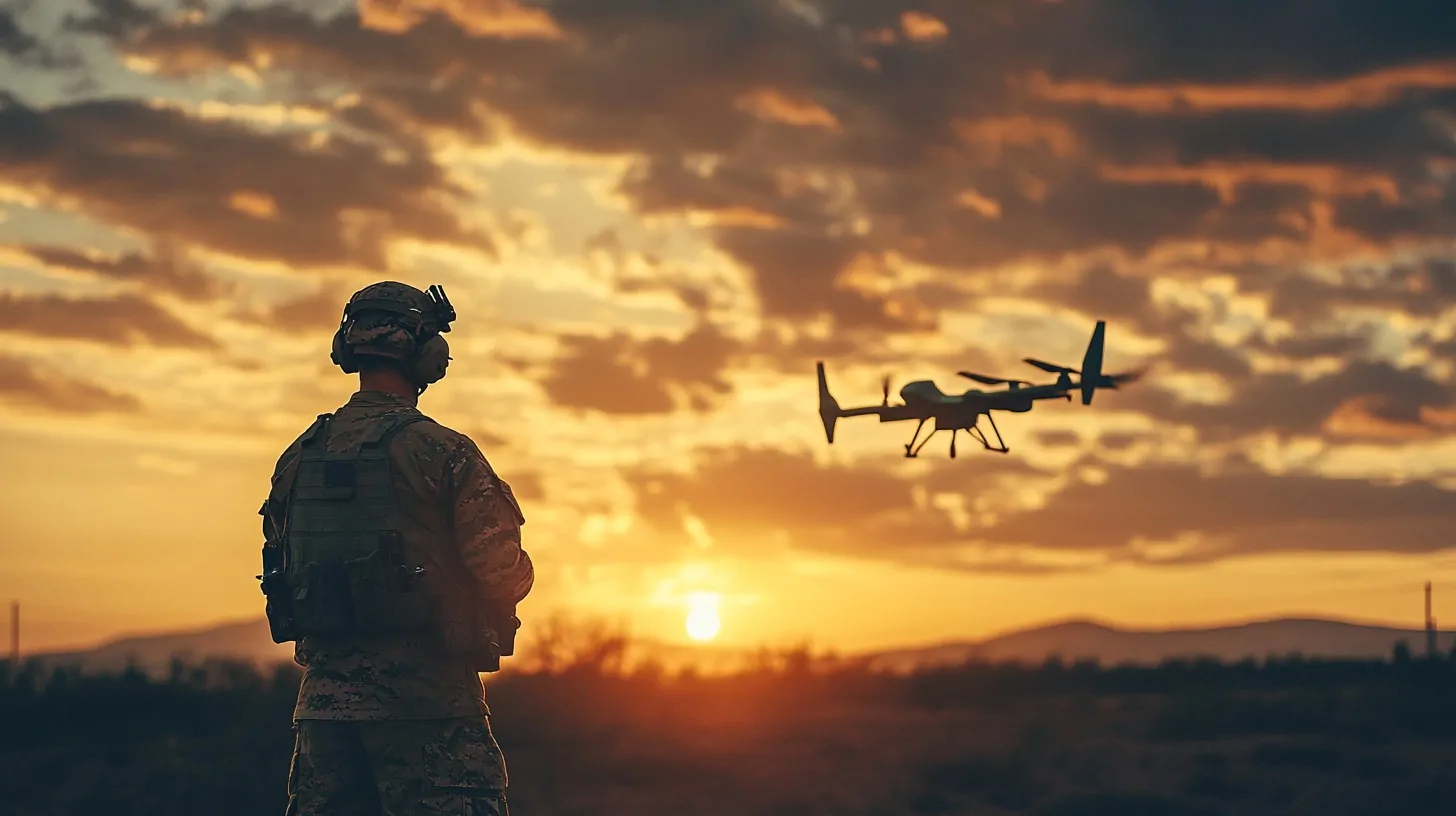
[1426,582,1437,659]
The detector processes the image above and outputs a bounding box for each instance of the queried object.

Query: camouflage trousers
[286,717,509,815]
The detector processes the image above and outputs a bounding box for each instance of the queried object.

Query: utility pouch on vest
[258,503,298,644]
[259,566,297,644]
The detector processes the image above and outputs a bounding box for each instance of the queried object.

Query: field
[4,634,1456,816]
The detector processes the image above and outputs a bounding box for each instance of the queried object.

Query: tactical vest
[280,410,440,639]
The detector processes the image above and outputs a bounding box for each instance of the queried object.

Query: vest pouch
[346,548,437,636]
[434,590,505,673]
[292,561,355,636]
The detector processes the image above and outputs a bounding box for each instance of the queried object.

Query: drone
[815,320,1143,458]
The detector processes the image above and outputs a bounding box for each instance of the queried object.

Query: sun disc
[685,596,721,641]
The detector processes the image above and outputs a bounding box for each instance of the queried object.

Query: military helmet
[330,281,456,386]
[337,281,432,361]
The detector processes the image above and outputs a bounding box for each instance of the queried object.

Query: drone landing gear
[905,419,932,458]
[968,412,1010,454]
[904,416,1010,457]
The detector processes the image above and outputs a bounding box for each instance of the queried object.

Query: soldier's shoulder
[394,414,487,463]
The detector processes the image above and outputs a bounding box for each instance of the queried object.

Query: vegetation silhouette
[4,619,1455,815]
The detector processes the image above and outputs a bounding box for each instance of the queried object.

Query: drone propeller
[958,371,1030,388]
[882,374,891,406]
[1022,357,1079,375]
[1100,367,1147,388]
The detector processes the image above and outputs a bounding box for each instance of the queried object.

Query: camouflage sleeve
[445,438,534,604]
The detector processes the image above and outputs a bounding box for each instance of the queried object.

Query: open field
[4,639,1456,816]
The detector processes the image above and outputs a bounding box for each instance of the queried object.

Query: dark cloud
[69,0,1456,336]
[251,284,348,334]
[1026,0,1456,85]
[629,444,1456,569]
[1034,429,1081,448]
[538,324,737,415]
[26,0,1456,472]
[0,94,484,270]
[987,457,1456,564]
[1128,359,1456,442]
[629,445,1062,572]
[0,354,141,413]
[0,291,219,348]
[12,242,224,301]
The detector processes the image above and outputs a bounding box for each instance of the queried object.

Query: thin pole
[1425,583,1437,658]
[8,601,17,663]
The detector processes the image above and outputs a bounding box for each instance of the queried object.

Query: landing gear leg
[950,429,957,459]
[966,413,1011,453]
[904,419,927,458]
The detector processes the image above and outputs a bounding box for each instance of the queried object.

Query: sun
[684,592,721,642]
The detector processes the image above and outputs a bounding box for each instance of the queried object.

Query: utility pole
[8,601,17,663]
[1425,582,1437,659]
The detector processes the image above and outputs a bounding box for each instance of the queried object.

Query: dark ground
[4,638,1456,816]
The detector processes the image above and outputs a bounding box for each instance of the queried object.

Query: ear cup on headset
[412,334,450,385]
[330,324,357,374]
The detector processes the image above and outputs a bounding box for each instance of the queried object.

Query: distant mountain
[22,616,1452,677]
[864,617,1456,673]
[28,618,293,676]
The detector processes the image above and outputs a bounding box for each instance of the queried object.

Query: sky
[4,0,1456,656]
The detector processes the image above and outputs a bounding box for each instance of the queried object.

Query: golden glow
[228,191,279,220]
[684,592,722,642]
[735,88,841,131]
[900,11,949,42]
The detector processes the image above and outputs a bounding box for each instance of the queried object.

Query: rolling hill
[19,615,1451,677]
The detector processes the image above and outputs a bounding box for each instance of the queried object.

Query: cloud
[628,444,1456,570]
[628,445,1063,572]
[76,0,1456,343]
[0,354,141,413]
[10,242,225,301]
[1130,359,1456,443]
[0,290,219,348]
[0,94,485,270]
[985,456,1456,564]
[537,323,736,415]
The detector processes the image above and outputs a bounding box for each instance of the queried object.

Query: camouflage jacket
[261,390,534,720]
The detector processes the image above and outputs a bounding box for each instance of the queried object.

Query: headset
[330,284,457,391]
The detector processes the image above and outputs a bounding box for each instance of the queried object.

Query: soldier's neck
[358,370,420,405]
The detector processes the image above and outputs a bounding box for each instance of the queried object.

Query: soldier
[258,281,533,815]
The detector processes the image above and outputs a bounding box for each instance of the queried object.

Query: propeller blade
[882,374,891,405]
[1023,357,1079,375]
[1105,367,1147,387]
[958,371,1006,385]
[959,371,1032,387]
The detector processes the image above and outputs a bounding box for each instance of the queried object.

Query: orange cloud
[735,88,840,131]
[1025,61,1456,112]
[359,0,562,38]
[952,115,1079,158]
[1323,396,1435,441]
[228,190,278,220]
[1098,162,1401,205]
[954,189,1002,219]
[900,11,949,42]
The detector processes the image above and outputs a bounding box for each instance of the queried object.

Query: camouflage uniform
[263,389,533,815]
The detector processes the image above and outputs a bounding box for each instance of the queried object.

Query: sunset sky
[4,0,1456,657]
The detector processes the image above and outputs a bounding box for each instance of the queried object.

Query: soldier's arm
[446,438,534,604]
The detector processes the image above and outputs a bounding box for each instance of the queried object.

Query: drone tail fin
[1078,320,1106,405]
[816,361,841,443]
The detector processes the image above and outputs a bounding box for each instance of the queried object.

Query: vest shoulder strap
[360,410,435,451]
[299,413,332,448]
